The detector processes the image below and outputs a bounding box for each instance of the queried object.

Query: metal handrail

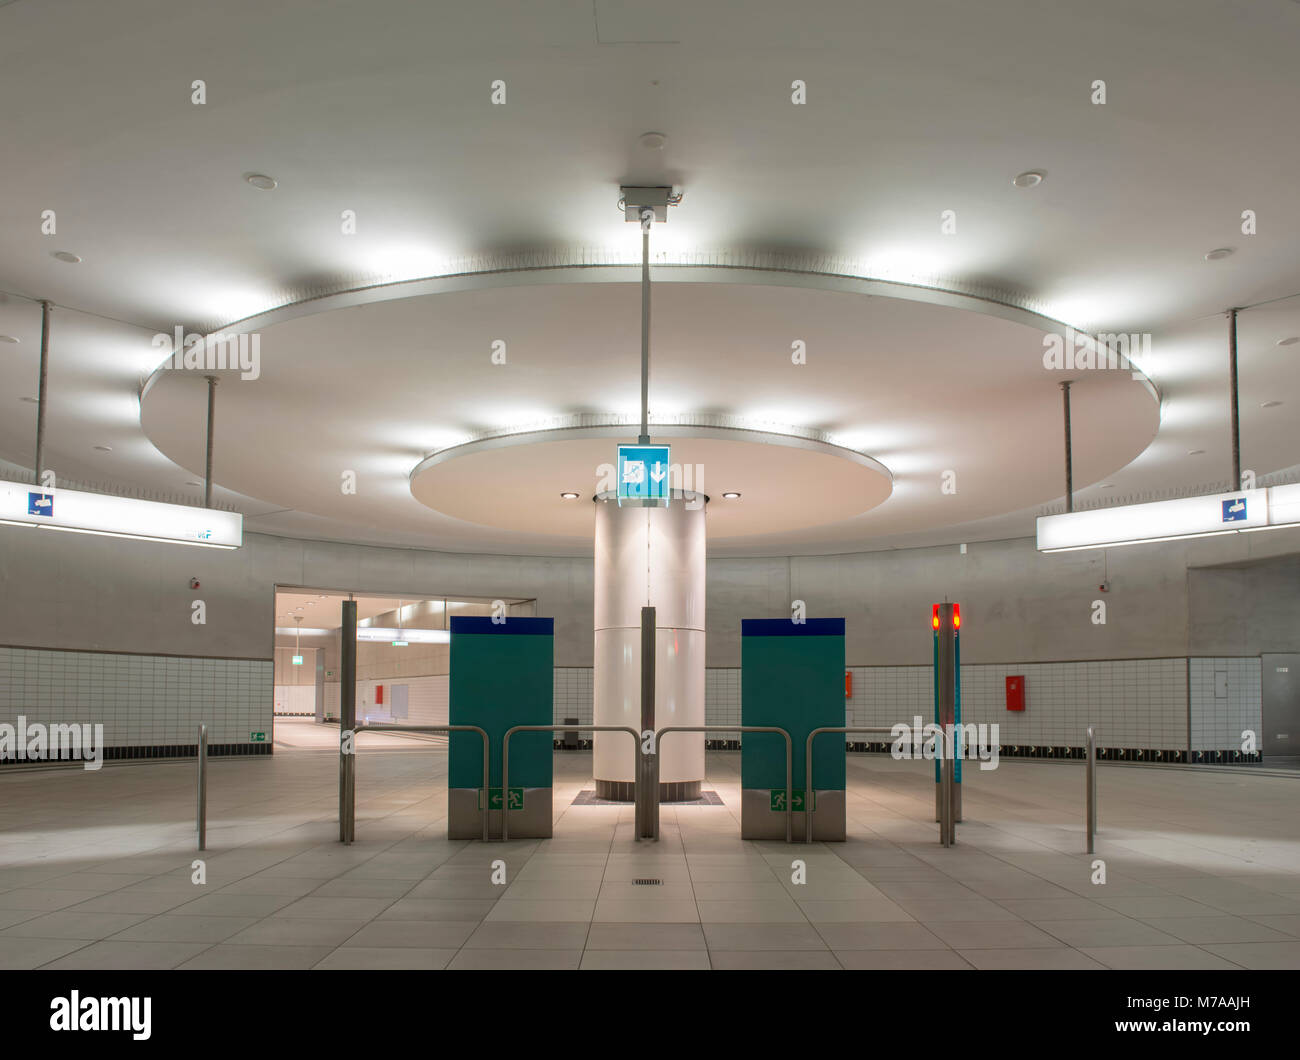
[652,726,793,843]
[349,724,491,842]
[502,725,641,842]
[196,723,207,851]
[805,725,956,846]
[1086,726,1098,854]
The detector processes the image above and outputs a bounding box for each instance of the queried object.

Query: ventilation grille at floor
[632,879,662,886]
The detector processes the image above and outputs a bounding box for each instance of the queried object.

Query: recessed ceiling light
[722,491,742,499]
[1203,247,1234,261]
[1012,170,1045,188]
[1188,449,1206,455]
[245,173,277,190]
[639,131,667,150]
[21,396,38,403]
[1261,400,1283,408]
[186,480,202,486]
[92,445,112,452]
[1277,336,1299,346]
[0,335,18,344]
[51,250,81,263]
[1098,484,1113,489]
[559,491,581,500]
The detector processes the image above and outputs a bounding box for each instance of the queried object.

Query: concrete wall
[1187,557,1300,656]
[2,522,1298,668]
[0,529,594,665]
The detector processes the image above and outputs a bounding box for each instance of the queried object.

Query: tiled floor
[2,727,1299,970]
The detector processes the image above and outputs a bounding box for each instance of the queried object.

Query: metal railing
[345,724,490,843]
[502,725,641,842]
[1086,726,1098,854]
[652,726,793,842]
[196,723,207,851]
[805,726,956,846]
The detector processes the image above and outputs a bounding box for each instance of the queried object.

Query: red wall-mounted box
[375,684,384,705]
[1006,676,1025,711]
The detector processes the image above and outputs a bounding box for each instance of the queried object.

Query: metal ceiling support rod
[1060,380,1074,513]
[1228,308,1241,490]
[34,300,52,486]
[620,185,680,446]
[204,375,217,508]
[639,211,651,445]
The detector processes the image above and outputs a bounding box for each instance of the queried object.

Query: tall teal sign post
[741,618,846,840]
[448,616,554,839]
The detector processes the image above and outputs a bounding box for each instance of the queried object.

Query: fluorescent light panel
[1038,484,1300,552]
[0,483,241,548]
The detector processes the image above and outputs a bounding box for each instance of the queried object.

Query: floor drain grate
[633,878,662,886]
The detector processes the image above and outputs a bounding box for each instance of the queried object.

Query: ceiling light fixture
[1203,248,1234,261]
[1039,483,1300,552]
[639,131,667,150]
[1277,336,1299,347]
[92,445,112,452]
[722,491,741,499]
[51,251,81,263]
[1188,449,1206,455]
[0,482,241,548]
[245,173,277,190]
[1012,170,1045,188]
[0,335,18,344]
[1261,401,1283,408]
[559,491,581,500]
[21,397,38,404]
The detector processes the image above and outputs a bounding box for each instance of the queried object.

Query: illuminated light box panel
[1037,484,1300,553]
[0,482,241,549]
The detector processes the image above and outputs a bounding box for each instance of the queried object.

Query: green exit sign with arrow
[250,731,267,742]
[770,788,815,812]
[478,787,525,810]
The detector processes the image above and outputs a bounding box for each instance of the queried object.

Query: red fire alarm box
[1006,676,1025,711]
[375,684,384,705]
[845,671,852,699]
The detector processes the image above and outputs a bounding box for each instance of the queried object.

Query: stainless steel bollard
[196,723,207,851]
[1086,726,1097,854]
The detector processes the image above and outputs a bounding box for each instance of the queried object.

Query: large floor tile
[581,949,711,970]
[42,940,211,969]
[701,923,827,951]
[178,944,334,969]
[464,921,590,949]
[835,949,972,970]
[1081,945,1241,969]
[313,946,457,970]
[111,914,256,943]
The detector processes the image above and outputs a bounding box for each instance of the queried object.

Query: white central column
[593,490,706,800]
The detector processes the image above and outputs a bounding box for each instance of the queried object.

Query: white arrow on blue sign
[617,444,671,507]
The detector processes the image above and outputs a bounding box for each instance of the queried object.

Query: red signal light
[953,603,961,630]
[932,604,940,630]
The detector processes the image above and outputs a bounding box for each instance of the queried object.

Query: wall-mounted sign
[291,655,304,666]
[616,444,670,507]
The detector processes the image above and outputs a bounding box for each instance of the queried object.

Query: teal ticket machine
[741,618,846,841]
[448,616,554,839]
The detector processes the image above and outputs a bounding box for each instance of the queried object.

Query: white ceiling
[1,0,1298,557]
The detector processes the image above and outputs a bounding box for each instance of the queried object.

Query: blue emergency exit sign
[617,444,670,507]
